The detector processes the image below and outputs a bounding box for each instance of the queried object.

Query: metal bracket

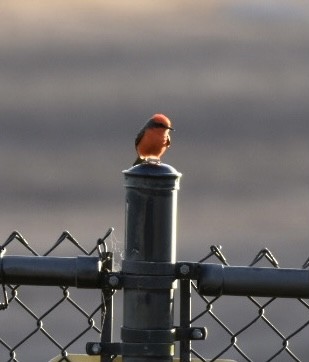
[0,248,8,310]
[122,260,200,280]
[103,261,201,291]
[122,260,175,275]
[86,342,174,357]
[105,273,177,290]
[86,326,206,358]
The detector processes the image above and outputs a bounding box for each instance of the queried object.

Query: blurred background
[1,0,309,360]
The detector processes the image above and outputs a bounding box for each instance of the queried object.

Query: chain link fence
[189,246,309,362]
[0,230,109,362]
[0,229,308,361]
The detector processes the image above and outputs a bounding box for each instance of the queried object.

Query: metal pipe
[0,255,101,288]
[198,263,309,298]
[122,163,181,362]
[179,279,192,362]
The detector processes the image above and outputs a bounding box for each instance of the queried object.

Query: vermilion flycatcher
[133,114,174,166]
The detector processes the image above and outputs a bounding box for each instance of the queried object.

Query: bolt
[109,275,119,287]
[179,264,190,275]
[191,328,203,340]
[91,343,101,354]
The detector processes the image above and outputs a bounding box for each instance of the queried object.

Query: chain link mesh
[190,245,309,362]
[0,230,115,362]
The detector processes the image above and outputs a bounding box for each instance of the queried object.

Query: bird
[133,114,174,166]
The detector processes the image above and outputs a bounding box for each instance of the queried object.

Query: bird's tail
[133,156,143,166]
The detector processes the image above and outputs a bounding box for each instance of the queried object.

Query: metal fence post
[122,163,181,362]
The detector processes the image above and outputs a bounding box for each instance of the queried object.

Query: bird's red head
[150,114,174,130]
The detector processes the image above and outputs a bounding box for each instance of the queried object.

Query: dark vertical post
[180,279,191,361]
[123,163,181,362]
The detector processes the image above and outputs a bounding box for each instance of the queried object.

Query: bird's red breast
[134,114,174,165]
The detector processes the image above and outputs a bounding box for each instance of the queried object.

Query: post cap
[123,163,181,178]
[123,163,182,191]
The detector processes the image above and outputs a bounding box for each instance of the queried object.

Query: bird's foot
[143,157,161,165]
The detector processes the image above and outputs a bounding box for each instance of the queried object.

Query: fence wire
[0,231,309,361]
[190,245,309,362]
[0,230,111,362]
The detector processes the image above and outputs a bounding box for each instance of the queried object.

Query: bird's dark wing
[135,127,145,147]
[135,119,155,147]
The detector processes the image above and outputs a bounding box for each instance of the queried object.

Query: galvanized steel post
[122,163,181,362]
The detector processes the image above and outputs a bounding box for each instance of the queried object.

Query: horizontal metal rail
[1,256,309,299]
[197,263,309,298]
[0,255,102,288]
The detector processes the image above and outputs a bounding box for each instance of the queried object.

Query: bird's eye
[156,122,167,129]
